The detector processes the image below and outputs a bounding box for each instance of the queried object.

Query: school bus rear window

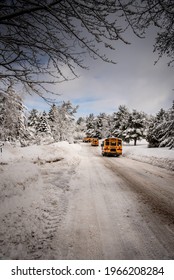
[111,142,116,146]
[118,140,122,146]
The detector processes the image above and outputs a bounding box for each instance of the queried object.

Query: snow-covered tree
[27,108,40,139]
[36,111,51,134]
[111,105,130,141]
[34,111,52,144]
[83,112,111,139]
[123,110,147,146]
[48,104,60,141]
[74,117,87,140]
[28,109,40,127]
[109,106,147,145]
[58,101,78,142]
[0,85,28,144]
[146,108,167,148]
[85,114,96,137]
[95,113,110,139]
[48,101,78,142]
[158,102,174,149]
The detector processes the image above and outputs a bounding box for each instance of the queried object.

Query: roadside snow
[0,141,81,259]
[122,141,174,171]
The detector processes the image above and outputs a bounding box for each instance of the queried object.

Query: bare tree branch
[0,0,173,99]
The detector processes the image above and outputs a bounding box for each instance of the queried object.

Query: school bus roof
[104,138,122,141]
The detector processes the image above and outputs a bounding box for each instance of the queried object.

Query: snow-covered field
[0,140,173,259]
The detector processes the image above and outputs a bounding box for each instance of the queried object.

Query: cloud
[24,28,173,117]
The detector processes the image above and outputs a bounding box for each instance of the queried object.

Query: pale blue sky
[24,28,174,118]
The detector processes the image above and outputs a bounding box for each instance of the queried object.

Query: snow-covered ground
[0,140,173,259]
[123,140,174,171]
[0,141,81,259]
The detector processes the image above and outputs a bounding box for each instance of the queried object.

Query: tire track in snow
[26,157,80,259]
[104,157,174,227]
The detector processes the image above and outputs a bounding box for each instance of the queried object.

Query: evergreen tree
[27,108,41,144]
[36,111,51,135]
[95,113,110,139]
[28,109,40,128]
[58,101,78,142]
[146,108,167,147]
[48,101,78,142]
[123,110,147,145]
[111,105,130,141]
[159,102,174,149]
[34,111,53,144]
[48,104,60,141]
[27,109,40,137]
[76,117,85,126]
[75,117,86,140]
[110,111,120,137]
[0,85,27,143]
[86,114,96,137]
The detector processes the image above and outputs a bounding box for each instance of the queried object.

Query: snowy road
[0,142,174,260]
[53,143,174,260]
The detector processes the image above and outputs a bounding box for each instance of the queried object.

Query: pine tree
[159,102,174,149]
[95,113,110,139]
[48,101,78,142]
[111,105,130,141]
[75,117,86,140]
[58,101,78,142]
[146,108,167,148]
[124,110,147,145]
[36,111,51,134]
[48,104,60,141]
[110,111,120,137]
[28,108,40,130]
[86,113,96,137]
[28,109,40,128]
[0,85,27,144]
[34,111,52,144]
[27,108,40,143]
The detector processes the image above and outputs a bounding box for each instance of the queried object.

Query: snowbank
[0,141,81,207]
[123,141,174,171]
[0,141,81,259]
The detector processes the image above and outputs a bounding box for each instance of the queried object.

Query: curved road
[54,143,174,260]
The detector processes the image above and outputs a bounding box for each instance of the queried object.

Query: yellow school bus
[101,138,122,156]
[91,138,99,146]
[82,137,92,143]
